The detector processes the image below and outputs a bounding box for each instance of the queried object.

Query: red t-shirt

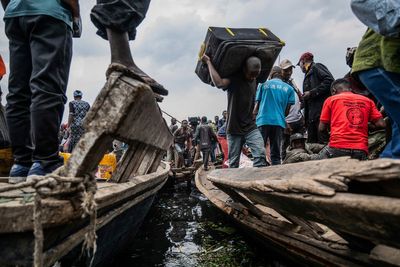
[320,92,382,153]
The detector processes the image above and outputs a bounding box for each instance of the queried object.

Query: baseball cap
[279,59,295,70]
[297,52,314,65]
[73,90,83,97]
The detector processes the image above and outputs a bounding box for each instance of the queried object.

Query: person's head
[346,47,357,68]
[297,52,314,73]
[214,115,219,123]
[279,59,295,81]
[331,78,351,95]
[73,90,83,100]
[171,118,177,125]
[290,133,307,149]
[243,56,261,81]
[201,116,208,123]
[222,110,227,118]
[269,66,283,80]
[181,119,188,129]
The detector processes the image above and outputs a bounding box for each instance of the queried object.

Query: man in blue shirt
[254,66,295,165]
[2,0,79,181]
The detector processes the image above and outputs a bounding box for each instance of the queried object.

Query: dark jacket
[194,123,217,150]
[303,63,334,123]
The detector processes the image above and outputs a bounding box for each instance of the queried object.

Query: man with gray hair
[202,55,267,168]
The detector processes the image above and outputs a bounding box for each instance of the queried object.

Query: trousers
[258,125,283,165]
[318,146,367,160]
[227,128,267,168]
[5,15,72,167]
[201,148,210,169]
[359,68,400,159]
[91,0,151,40]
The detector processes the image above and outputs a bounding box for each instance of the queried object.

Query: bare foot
[126,62,169,96]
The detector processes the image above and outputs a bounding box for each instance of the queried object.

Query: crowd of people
[197,46,392,168]
[168,113,227,171]
[196,0,400,168]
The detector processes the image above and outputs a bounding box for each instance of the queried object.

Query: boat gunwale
[0,162,170,233]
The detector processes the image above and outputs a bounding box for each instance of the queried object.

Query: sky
[0,0,367,123]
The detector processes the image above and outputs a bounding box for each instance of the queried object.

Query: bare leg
[106,28,168,96]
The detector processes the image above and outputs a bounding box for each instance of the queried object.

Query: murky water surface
[113,181,291,267]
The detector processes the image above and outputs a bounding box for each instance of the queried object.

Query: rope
[161,109,181,124]
[2,168,98,267]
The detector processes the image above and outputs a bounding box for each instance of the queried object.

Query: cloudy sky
[0,0,367,123]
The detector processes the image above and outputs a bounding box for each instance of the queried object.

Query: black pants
[91,0,151,40]
[259,125,283,165]
[318,146,367,161]
[307,119,328,144]
[201,148,210,169]
[5,16,72,167]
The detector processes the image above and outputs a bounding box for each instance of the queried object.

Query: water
[113,181,291,267]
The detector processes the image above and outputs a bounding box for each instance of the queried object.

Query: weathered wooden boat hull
[195,168,392,266]
[62,193,156,266]
[0,163,169,267]
[237,189,400,249]
[208,158,400,249]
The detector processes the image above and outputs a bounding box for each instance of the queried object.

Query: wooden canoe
[0,162,169,266]
[196,166,400,266]
[0,68,174,267]
[206,158,400,266]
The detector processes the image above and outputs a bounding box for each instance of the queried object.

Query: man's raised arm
[201,54,230,89]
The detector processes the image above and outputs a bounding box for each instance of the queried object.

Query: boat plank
[208,158,400,197]
[235,189,400,249]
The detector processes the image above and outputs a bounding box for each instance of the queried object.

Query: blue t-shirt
[4,0,72,29]
[255,78,295,128]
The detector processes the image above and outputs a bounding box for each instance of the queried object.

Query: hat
[279,59,295,70]
[73,90,83,97]
[269,66,282,77]
[296,52,314,65]
[290,133,306,144]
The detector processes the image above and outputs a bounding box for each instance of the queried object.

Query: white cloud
[0,0,367,123]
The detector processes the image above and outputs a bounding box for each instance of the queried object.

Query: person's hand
[201,54,211,64]
[72,17,82,38]
[303,91,311,100]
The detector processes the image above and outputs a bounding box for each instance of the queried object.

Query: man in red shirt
[318,79,385,160]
